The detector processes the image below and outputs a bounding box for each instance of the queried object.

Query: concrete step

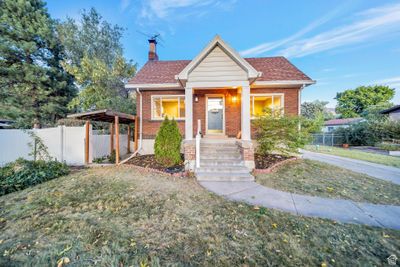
[200,148,240,154]
[200,142,238,148]
[196,172,254,182]
[196,166,249,173]
[200,159,244,166]
[200,154,242,160]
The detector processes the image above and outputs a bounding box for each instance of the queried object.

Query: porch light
[232,95,237,103]
[194,95,199,102]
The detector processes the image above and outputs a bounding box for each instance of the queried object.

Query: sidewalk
[301,150,400,185]
[199,181,400,230]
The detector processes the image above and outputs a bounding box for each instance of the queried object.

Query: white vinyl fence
[0,126,133,166]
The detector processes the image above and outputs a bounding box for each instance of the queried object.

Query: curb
[253,157,297,174]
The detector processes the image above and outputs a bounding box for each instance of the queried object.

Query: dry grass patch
[256,159,400,205]
[0,166,399,266]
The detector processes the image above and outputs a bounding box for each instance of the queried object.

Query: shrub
[0,158,69,196]
[253,110,322,155]
[377,142,400,151]
[108,150,118,163]
[154,116,182,167]
[333,119,400,146]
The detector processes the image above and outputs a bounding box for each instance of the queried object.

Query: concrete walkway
[199,181,400,230]
[301,150,400,185]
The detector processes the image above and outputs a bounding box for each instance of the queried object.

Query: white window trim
[250,93,285,119]
[151,95,186,121]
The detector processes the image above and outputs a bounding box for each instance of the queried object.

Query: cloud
[240,4,346,56]
[280,3,400,58]
[120,0,131,12]
[140,0,235,21]
[372,76,400,88]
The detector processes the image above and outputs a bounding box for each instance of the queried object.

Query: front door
[206,96,224,134]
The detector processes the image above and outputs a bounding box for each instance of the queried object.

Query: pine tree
[0,0,76,128]
[154,117,183,167]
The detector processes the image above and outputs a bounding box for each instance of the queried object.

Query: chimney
[148,39,158,61]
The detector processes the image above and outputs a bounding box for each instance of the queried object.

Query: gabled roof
[324,118,363,126]
[127,35,314,87]
[381,105,400,114]
[128,57,313,85]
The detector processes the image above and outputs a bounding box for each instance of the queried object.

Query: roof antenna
[136,31,165,47]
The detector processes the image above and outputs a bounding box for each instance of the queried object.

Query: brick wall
[193,89,240,138]
[137,89,185,139]
[137,87,300,139]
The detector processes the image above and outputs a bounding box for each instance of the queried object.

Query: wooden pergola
[67,109,137,165]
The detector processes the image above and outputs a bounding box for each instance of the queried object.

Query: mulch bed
[126,154,185,174]
[254,153,295,169]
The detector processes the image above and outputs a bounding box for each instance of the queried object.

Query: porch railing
[195,119,201,169]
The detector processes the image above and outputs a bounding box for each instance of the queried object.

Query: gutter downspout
[119,88,143,165]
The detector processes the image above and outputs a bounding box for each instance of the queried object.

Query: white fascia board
[186,81,250,89]
[125,83,182,89]
[253,80,316,87]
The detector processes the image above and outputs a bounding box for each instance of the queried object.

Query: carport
[67,109,137,165]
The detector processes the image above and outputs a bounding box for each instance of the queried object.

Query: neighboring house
[0,119,14,129]
[381,105,400,121]
[126,35,315,170]
[322,118,364,132]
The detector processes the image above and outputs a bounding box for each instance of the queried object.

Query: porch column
[241,85,251,141]
[185,87,193,140]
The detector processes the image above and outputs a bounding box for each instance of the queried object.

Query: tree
[57,8,123,67]
[253,110,323,155]
[301,100,334,120]
[335,85,394,118]
[64,55,136,113]
[154,117,182,167]
[0,0,76,128]
[57,8,136,113]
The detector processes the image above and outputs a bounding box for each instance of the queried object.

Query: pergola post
[85,120,90,164]
[115,116,120,165]
[127,125,131,153]
[110,123,114,154]
[134,116,138,151]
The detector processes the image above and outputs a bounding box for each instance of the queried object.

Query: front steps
[195,139,254,182]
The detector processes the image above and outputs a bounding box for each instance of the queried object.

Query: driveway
[301,150,400,185]
[199,181,400,230]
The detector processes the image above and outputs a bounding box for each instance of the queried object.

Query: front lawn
[1,167,399,266]
[304,145,400,168]
[256,159,400,205]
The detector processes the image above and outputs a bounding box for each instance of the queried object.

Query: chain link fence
[310,133,347,147]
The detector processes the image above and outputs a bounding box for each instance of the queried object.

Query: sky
[46,0,400,108]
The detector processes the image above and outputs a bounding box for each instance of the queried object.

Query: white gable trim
[176,35,261,81]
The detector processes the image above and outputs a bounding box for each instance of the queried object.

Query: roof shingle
[128,56,312,85]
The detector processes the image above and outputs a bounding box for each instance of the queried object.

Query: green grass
[304,145,400,168]
[256,159,400,205]
[0,167,399,266]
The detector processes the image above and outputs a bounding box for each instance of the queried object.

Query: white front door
[206,95,225,134]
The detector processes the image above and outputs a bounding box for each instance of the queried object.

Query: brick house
[126,36,314,176]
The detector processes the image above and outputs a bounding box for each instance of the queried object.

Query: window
[151,95,185,120]
[250,94,284,118]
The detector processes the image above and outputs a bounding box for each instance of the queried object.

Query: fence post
[59,125,64,162]
[331,133,334,147]
[323,133,325,146]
